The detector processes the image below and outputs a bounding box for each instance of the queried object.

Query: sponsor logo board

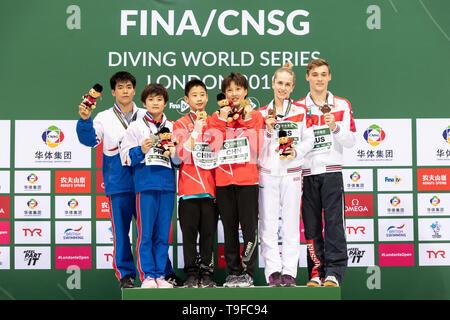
[55,246,92,269]
[14,221,51,244]
[14,171,51,194]
[378,219,414,242]
[377,168,412,191]
[377,193,413,217]
[14,246,51,270]
[14,120,91,168]
[14,196,51,219]
[379,243,414,266]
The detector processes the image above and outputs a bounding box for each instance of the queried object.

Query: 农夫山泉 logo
[350,171,360,182]
[363,124,385,147]
[390,196,401,207]
[443,126,450,144]
[42,125,64,148]
[67,198,79,209]
[430,196,441,207]
[27,173,38,184]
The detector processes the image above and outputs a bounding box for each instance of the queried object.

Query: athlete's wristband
[331,124,340,134]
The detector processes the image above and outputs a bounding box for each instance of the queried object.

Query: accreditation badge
[218,137,250,165]
[274,121,300,143]
[144,147,172,168]
[312,125,333,154]
[192,142,218,169]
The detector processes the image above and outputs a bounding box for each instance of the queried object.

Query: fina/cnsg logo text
[120,9,311,37]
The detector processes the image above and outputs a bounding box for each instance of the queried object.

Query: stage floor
[122,286,341,300]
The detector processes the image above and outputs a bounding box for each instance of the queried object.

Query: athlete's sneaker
[223,274,239,288]
[268,272,282,287]
[165,273,185,287]
[141,276,157,289]
[282,274,296,287]
[156,276,174,288]
[235,273,254,287]
[119,275,135,289]
[306,277,322,287]
[184,274,199,288]
[199,273,216,288]
[323,276,339,287]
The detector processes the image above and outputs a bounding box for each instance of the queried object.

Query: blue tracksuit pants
[109,192,174,280]
[135,190,175,280]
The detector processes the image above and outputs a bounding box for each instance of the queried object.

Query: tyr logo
[427,250,446,259]
[23,228,42,237]
[104,253,113,262]
[347,226,366,235]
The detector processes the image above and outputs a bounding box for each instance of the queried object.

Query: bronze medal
[320,104,331,114]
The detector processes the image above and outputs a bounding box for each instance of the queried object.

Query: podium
[122,286,341,300]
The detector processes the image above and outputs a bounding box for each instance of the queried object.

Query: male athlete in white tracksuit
[296,58,357,287]
[258,98,314,286]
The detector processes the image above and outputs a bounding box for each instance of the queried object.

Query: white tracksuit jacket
[295,91,357,176]
[257,99,315,176]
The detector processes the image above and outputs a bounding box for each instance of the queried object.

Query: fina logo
[169,98,191,115]
[385,175,401,184]
[442,126,450,144]
[363,124,385,147]
[170,97,260,116]
[42,125,65,148]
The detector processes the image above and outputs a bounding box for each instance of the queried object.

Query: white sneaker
[235,274,254,288]
[323,276,339,287]
[223,275,239,288]
[306,277,322,287]
[141,276,157,288]
[156,277,174,288]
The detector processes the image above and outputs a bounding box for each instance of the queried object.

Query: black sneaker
[199,273,216,288]
[165,273,185,287]
[119,275,135,289]
[184,274,199,288]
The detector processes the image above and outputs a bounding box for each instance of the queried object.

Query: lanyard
[309,92,330,109]
[273,99,292,119]
[188,112,196,125]
[113,103,137,130]
[142,113,167,136]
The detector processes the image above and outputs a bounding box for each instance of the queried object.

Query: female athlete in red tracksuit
[209,72,265,288]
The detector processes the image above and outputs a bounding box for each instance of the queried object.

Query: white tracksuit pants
[258,171,302,282]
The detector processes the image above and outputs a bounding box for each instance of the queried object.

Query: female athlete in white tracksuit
[258,64,314,286]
